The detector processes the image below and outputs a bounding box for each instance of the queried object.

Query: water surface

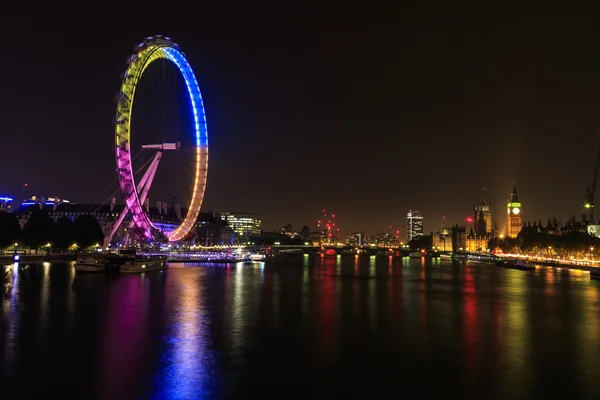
[2,255,600,399]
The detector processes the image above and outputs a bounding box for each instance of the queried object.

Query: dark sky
[1,11,600,236]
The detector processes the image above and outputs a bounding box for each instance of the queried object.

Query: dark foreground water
[2,255,600,399]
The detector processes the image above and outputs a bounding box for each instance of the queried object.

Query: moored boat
[119,255,168,273]
[504,260,536,271]
[248,253,266,261]
[74,255,107,273]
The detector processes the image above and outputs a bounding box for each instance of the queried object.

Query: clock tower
[507,184,522,238]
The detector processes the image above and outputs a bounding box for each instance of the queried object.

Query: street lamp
[13,242,19,262]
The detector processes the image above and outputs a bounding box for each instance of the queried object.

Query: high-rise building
[474,198,492,235]
[507,184,522,238]
[406,210,424,242]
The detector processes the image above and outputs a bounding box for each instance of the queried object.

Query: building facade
[465,231,493,252]
[406,210,424,243]
[451,225,467,252]
[196,212,234,246]
[474,198,492,235]
[13,197,184,247]
[345,232,364,247]
[218,212,262,243]
[507,184,522,238]
[432,227,453,252]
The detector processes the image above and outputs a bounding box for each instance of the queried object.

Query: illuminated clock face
[512,207,520,214]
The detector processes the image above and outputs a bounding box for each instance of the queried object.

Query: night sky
[1,11,599,236]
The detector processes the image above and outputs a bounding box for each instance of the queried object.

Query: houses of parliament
[432,182,598,253]
[433,184,524,252]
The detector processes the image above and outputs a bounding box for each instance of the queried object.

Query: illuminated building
[406,210,424,242]
[365,233,397,247]
[0,196,13,212]
[507,184,522,238]
[465,229,493,252]
[474,198,492,235]
[218,212,261,243]
[432,227,452,251]
[281,223,298,238]
[345,232,364,246]
[309,230,326,244]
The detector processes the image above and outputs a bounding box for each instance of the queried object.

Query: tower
[507,184,522,238]
[474,198,492,235]
[406,210,424,242]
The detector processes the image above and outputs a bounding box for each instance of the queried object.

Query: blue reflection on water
[151,271,211,399]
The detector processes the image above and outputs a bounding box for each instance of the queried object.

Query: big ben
[507,184,522,238]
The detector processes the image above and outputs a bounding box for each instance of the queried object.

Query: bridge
[252,244,420,257]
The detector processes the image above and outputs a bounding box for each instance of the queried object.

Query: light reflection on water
[153,268,208,399]
[2,256,600,398]
[2,263,20,374]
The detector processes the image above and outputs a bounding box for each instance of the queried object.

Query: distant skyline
[1,12,600,235]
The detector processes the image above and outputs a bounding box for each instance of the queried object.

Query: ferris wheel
[105,36,208,246]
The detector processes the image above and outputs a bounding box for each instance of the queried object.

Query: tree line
[0,210,104,251]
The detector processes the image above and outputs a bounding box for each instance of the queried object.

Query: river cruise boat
[117,249,168,273]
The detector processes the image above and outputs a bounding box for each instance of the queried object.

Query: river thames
[2,255,600,399]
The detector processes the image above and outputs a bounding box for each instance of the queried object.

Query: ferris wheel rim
[114,36,208,243]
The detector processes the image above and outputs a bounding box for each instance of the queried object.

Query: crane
[585,140,600,224]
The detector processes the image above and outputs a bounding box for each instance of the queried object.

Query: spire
[509,182,520,203]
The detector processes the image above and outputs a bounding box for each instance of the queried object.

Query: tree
[54,216,75,250]
[73,214,104,249]
[21,210,55,249]
[0,211,21,249]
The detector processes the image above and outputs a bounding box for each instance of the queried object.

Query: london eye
[109,35,208,245]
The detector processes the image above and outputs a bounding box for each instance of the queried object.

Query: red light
[396,230,400,233]
[466,217,473,223]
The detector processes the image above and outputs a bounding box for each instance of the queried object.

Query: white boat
[119,256,168,273]
[249,253,266,261]
[74,255,106,273]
